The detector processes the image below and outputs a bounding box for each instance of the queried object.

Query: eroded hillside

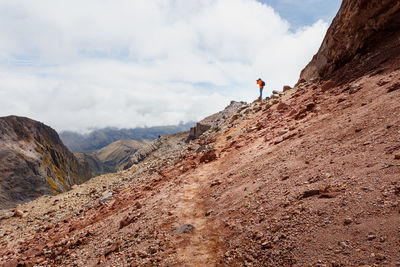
[1,60,399,265]
[1,0,400,266]
[0,116,90,209]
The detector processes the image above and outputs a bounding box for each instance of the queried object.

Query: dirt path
[174,166,220,266]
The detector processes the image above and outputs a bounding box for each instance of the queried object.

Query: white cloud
[0,0,329,132]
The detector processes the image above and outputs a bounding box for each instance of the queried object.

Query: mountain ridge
[0,116,90,209]
[75,139,150,176]
[60,123,194,153]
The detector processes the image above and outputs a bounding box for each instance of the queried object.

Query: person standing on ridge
[257,78,265,100]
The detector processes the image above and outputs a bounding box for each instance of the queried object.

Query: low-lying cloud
[0,0,329,132]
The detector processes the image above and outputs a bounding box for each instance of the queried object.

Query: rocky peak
[0,116,90,209]
[300,0,400,82]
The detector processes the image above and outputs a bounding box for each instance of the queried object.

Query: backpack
[261,81,265,86]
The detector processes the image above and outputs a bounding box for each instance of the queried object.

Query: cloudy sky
[0,0,341,132]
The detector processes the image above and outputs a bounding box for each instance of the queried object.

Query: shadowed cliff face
[300,0,400,82]
[0,116,90,209]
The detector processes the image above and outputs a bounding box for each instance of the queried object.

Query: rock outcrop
[187,101,247,140]
[122,138,163,170]
[188,123,211,140]
[300,0,400,81]
[0,116,90,209]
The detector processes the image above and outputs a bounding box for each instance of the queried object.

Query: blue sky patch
[257,0,341,28]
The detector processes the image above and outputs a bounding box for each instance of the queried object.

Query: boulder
[200,150,217,163]
[271,94,280,99]
[321,80,336,92]
[188,123,211,139]
[283,85,292,92]
[276,102,289,111]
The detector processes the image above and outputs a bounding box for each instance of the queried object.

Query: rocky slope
[0,116,90,209]
[1,64,399,265]
[1,1,400,266]
[75,139,149,176]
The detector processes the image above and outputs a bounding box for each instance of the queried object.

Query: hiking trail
[173,165,220,266]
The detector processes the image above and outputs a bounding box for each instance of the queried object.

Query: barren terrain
[1,58,400,266]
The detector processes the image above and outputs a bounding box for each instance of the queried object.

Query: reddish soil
[1,33,400,267]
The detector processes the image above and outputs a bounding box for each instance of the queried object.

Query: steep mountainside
[75,139,149,176]
[60,123,194,153]
[0,116,89,209]
[1,1,400,266]
[300,0,400,82]
[2,65,399,265]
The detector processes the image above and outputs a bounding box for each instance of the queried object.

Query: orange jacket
[257,80,264,88]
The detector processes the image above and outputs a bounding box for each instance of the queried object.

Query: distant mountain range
[60,122,194,153]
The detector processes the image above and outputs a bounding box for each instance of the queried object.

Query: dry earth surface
[1,58,400,266]
[1,1,400,264]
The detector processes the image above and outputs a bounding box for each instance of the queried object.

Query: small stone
[104,243,120,257]
[253,232,264,240]
[279,129,289,135]
[173,224,195,234]
[99,191,113,203]
[281,176,289,181]
[367,234,376,241]
[283,85,292,92]
[247,127,257,133]
[71,185,78,190]
[343,218,353,225]
[377,78,391,86]
[387,82,400,93]
[321,80,335,92]
[271,94,280,99]
[339,241,349,249]
[134,202,142,209]
[277,102,289,111]
[394,154,400,160]
[210,180,221,187]
[148,247,157,255]
[13,209,24,218]
[200,150,217,163]
[301,189,320,199]
[261,241,273,249]
[349,84,362,94]
[375,253,385,260]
